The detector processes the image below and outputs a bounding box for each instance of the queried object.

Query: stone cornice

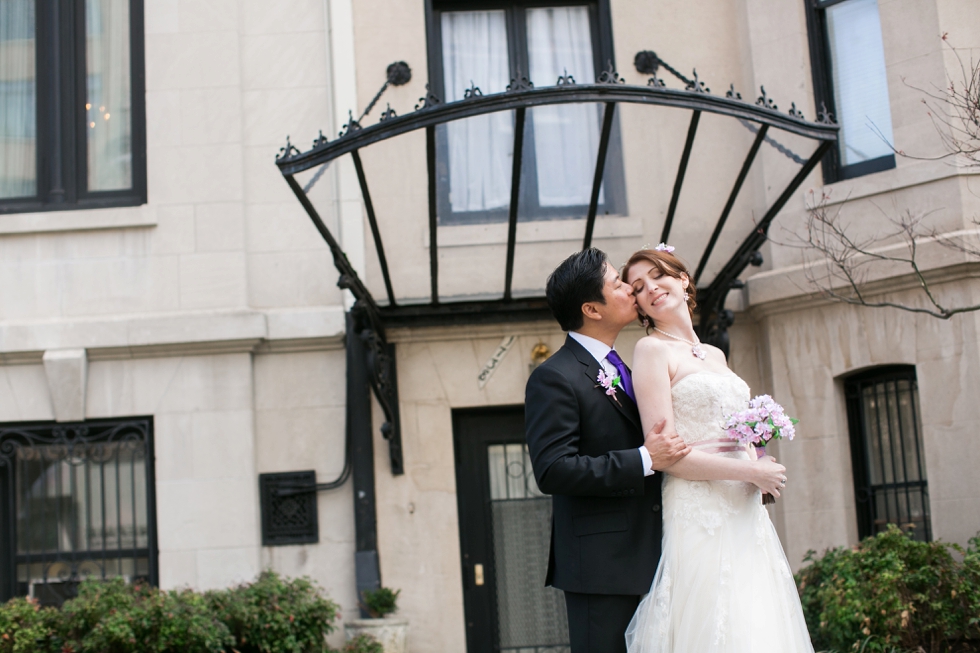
[0,307,347,364]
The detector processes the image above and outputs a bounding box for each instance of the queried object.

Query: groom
[525,248,690,653]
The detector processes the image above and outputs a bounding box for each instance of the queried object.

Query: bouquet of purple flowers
[723,394,798,504]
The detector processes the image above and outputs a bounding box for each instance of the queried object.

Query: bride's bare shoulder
[633,334,671,360]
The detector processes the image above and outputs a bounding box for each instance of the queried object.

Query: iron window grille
[426,0,626,224]
[803,0,896,183]
[0,0,147,215]
[844,366,932,542]
[0,417,158,605]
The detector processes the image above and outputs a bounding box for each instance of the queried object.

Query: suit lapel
[564,335,642,431]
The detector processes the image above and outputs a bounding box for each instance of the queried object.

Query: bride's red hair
[621,249,697,326]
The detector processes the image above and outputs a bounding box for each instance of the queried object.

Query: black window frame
[425,0,627,225]
[0,0,147,215]
[843,365,932,542]
[0,416,159,605]
[804,0,896,184]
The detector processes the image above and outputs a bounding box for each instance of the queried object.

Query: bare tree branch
[772,192,980,319]
[894,36,980,168]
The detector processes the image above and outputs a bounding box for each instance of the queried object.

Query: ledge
[0,306,347,363]
[0,205,158,235]
[818,160,979,207]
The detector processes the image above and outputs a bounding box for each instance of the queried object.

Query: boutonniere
[596,369,622,405]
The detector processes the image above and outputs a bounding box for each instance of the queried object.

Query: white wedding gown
[625,371,814,653]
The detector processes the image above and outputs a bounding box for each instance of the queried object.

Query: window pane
[441,10,513,213]
[526,7,602,207]
[86,0,132,191]
[0,0,36,199]
[825,0,894,166]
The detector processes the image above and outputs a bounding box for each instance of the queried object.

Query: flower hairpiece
[654,242,675,253]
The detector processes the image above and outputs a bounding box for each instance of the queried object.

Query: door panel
[453,407,569,653]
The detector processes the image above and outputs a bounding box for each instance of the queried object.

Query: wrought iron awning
[274,56,838,474]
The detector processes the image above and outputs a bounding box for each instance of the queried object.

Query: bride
[622,246,814,652]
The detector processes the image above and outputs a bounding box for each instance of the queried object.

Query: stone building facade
[0,0,977,652]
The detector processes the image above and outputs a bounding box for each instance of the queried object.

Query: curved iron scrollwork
[351,303,403,476]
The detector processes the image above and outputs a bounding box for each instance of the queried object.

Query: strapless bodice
[670,372,751,445]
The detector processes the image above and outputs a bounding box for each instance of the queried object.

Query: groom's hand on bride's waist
[644,418,691,471]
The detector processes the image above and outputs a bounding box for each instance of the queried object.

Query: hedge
[796,525,980,653]
[0,570,339,653]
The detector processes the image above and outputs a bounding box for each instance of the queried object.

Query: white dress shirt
[568,331,655,476]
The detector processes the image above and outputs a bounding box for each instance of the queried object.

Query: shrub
[58,578,233,653]
[206,570,339,653]
[360,587,399,619]
[0,597,59,653]
[0,571,340,653]
[341,634,384,653]
[796,525,980,653]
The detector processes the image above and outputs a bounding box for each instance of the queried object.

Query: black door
[453,406,570,653]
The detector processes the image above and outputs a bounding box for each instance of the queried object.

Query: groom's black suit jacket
[525,335,663,596]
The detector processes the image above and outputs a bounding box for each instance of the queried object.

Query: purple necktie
[604,349,635,402]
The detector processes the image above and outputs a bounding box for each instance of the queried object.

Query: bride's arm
[632,337,787,495]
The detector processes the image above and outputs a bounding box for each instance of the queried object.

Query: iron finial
[379,103,397,122]
[756,86,777,110]
[463,81,483,99]
[414,84,442,111]
[557,68,576,86]
[339,110,362,138]
[725,84,742,100]
[818,102,836,124]
[597,60,624,84]
[789,102,804,120]
[276,135,300,162]
[506,69,534,92]
[685,69,709,94]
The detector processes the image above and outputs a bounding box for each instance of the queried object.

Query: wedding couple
[525,246,814,652]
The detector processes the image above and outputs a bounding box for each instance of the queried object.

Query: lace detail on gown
[625,372,815,653]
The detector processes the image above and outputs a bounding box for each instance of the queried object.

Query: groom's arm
[525,364,645,497]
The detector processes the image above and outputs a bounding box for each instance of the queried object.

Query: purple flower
[723,395,799,446]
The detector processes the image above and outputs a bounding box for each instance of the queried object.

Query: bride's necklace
[653,326,707,360]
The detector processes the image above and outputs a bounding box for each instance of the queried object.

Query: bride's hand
[751,455,787,497]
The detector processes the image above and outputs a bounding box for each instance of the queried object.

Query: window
[844,367,931,542]
[427,0,626,224]
[0,0,146,214]
[0,418,158,606]
[805,0,895,182]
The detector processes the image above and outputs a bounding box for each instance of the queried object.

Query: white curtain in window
[86,0,132,191]
[441,11,513,212]
[527,6,602,207]
[826,0,894,166]
[0,0,36,199]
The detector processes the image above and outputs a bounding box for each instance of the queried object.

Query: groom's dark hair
[546,248,608,332]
